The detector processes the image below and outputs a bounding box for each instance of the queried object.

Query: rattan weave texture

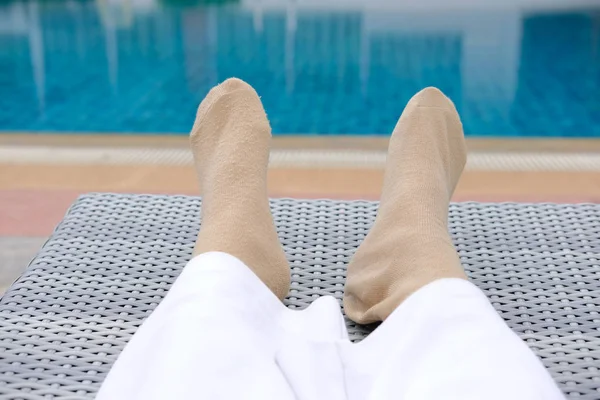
[0,194,599,399]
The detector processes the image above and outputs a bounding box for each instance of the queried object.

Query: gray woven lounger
[0,193,599,399]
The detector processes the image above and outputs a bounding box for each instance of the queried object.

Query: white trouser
[97,252,564,400]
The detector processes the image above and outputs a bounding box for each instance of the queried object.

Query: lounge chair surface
[0,193,598,398]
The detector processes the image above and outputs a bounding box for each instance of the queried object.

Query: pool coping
[2,141,600,172]
[1,133,600,153]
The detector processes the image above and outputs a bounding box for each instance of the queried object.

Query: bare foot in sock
[344,87,468,324]
[190,78,290,300]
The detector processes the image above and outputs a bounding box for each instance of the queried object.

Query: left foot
[190,78,290,301]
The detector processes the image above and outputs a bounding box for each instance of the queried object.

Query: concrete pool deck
[3,135,600,225]
[2,134,600,293]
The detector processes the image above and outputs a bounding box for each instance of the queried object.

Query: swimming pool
[1,0,599,137]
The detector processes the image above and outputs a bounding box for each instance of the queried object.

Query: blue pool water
[0,0,599,136]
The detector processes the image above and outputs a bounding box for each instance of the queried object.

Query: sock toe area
[193,77,258,124]
[218,77,255,93]
[411,87,456,110]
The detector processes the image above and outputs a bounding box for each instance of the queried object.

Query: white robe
[97,252,565,400]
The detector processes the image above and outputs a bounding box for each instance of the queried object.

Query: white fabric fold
[97,252,564,400]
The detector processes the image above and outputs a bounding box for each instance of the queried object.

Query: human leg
[96,252,296,400]
[339,278,563,399]
[190,78,290,300]
[341,88,564,399]
[344,87,467,324]
[97,79,296,399]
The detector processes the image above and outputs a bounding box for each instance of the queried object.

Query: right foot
[344,87,468,324]
[190,78,290,300]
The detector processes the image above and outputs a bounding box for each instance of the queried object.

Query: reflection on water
[0,0,599,136]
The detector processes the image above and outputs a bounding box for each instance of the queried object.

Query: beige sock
[344,87,468,324]
[190,78,290,300]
